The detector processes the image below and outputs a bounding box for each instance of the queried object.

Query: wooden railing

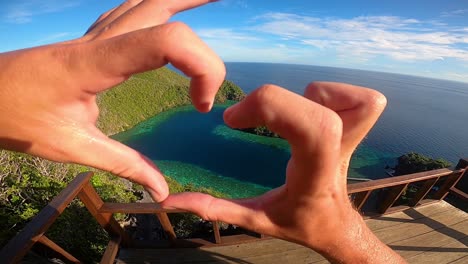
[1,159,467,263]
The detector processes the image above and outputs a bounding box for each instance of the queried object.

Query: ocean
[116,63,468,198]
[225,63,468,166]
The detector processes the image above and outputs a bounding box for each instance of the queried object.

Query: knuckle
[162,21,192,38]
[111,157,145,182]
[304,82,324,102]
[318,108,343,140]
[251,84,280,104]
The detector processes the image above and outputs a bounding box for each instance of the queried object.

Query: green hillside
[97,67,244,135]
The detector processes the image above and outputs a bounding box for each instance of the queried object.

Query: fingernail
[199,101,213,113]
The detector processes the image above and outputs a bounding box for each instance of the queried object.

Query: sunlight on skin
[0,0,225,202]
[0,1,406,262]
[163,83,406,263]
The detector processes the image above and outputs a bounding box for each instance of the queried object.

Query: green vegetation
[0,67,246,263]
[97,68,245,135]
[392,152,451,206]
[0,151,138,263]
[214,80,246,102]
[393,152,452,176]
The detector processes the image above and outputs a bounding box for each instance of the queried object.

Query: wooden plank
[348,168,453,194]
[378,184,408,214]
[116,202,466,264]
[365,201,454,231]
[212,222,222,244]
[352,191,372,211]
[404,236,468,264]
[100,235,121,264]
[100,203,185,214]
[449,255,468,264]
[156,213,177,241]
[216,234,264,246]
[433,171,465,200]
[78,182,131,247]
[118,239,325,264]
[449,187,468,201]
[408,178,439,207]
[387,220,468,260]
[0,172,93,264]
[374,211,467,246]
[37,236,81,263]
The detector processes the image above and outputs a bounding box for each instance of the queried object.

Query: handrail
[347,161,466,213]
[0,172,93,264]
[347,168,454,194]
[1,158,467,263]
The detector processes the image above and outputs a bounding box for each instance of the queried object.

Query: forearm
[314,210,406,264]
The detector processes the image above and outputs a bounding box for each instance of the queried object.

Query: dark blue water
[117,63,468,197]
[225,63,468,166]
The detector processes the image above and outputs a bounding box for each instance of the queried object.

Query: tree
[393,152,451,176]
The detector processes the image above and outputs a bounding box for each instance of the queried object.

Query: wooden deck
[116,201,468,264]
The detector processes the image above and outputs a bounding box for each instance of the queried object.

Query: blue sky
[1,0,467,83]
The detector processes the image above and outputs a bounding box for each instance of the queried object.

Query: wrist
[306,206,406,264]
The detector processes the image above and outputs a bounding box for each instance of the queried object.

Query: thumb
[161,192,263,231]
[71,128,169,202]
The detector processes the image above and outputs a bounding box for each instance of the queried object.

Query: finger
[303,82,386,155]
[161,192,267,232]
[224,84,342,161]
[223,85,342,189]
[78,22,225,112]
[85,6,120,35]
[69,127,169,202]
[91,0,218,40]
[86,0,143,37]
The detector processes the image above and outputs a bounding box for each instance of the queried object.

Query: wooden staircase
[1,159,467,263]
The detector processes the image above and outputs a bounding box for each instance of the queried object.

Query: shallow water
[116,63,468,197]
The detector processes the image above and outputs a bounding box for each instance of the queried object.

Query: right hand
[163,83,406,263]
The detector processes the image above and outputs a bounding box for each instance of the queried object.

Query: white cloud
[252,12,468,62]
[4,0,80,24]
[195,12,468,82]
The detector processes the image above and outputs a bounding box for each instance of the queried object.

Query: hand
[0,0,225,202]
[163,83,406,263]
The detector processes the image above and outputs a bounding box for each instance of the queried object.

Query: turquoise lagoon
[114,102,394,198]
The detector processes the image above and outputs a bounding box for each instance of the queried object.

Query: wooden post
[156,213,177,241]
[78,182,131,247]
[352,191,372,211]
[38,236,81,263]
[212,221,222,244]
[100,235,121,264]
[0,172,92,264]
[408,178,439,207]
[455,158,468,194]
[433,170,465,200]
[455,158,468,169]
[378,184,408,214]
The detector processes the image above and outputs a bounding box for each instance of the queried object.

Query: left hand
[0,0,225,201]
